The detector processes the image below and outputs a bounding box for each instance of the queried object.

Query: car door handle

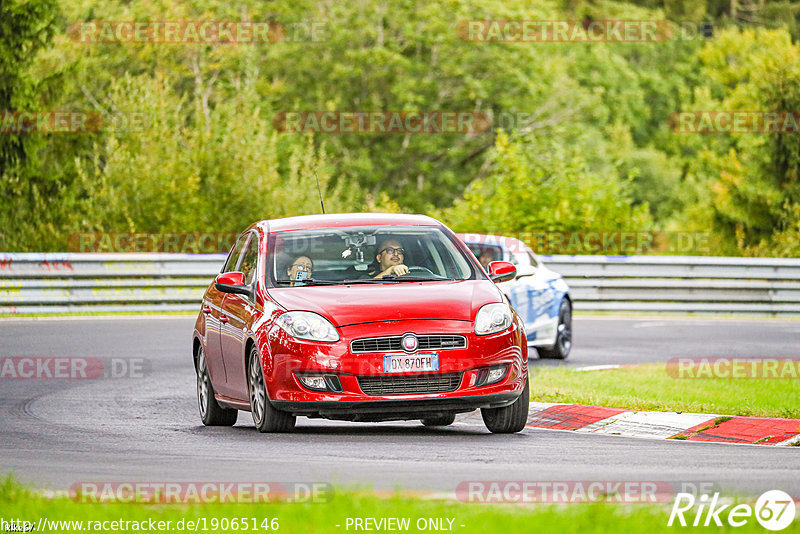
[202,306,212,314]
[220,314,229,323]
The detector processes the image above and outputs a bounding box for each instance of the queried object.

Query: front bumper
[260,318,528,421]
[273,391,521,422]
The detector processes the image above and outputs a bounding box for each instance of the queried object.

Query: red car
[193,213,529,434]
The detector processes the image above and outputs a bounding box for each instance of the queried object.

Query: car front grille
[357,373,463,395]
[350,335,466,353]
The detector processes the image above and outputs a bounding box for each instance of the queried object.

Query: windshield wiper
[391,275,453,282]
[275,278,342,286]
[352,275,452,282]
[276,276,454,286]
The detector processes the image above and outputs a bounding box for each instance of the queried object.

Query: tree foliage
[675,28,800,255]
[1,0,800,256]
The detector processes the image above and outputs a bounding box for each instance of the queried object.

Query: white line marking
[775,434,800,446]
[582,411,719,439]
[574,365,621,372]
[575,412,631,433]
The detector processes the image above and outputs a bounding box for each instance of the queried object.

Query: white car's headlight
[474,303,513,335]
[278,311,339,342]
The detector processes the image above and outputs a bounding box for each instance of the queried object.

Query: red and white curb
[525,402,800,446]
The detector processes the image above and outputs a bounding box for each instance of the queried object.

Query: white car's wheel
[537,299,572,360]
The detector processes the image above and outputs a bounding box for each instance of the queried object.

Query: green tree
[675,28,800,255]
[435,132,652,241]
[0,0,59,174]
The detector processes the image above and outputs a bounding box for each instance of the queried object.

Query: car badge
[402,334,418,353]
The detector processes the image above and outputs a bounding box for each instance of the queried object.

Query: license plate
[383,353,439,373]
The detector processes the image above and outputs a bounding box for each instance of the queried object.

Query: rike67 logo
[669,490,796,530]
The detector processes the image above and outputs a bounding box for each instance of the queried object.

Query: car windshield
[269,225,476,286]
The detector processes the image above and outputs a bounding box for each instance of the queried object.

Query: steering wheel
[406,266,436,276]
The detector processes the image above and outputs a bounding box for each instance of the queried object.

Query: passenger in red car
[287,255,313,286]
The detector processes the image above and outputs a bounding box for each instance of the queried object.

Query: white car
[458,233,572,359]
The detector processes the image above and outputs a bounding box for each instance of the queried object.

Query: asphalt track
[0,316,798,497]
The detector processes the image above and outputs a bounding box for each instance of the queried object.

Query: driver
[370,239,409,278]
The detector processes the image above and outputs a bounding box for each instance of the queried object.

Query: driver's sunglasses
[379,247,405,256]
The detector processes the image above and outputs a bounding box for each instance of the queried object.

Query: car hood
[268,280,501,326]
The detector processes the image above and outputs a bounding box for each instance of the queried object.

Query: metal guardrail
[542,255,800,315]
[1,253,799,315]
[0,253,226,314]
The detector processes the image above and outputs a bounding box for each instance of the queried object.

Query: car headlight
[278,311,339,342]
[474,303,513,335]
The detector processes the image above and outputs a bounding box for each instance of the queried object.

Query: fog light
[475,365,508,387]
[298,374,327,391]
[296,373,343,392]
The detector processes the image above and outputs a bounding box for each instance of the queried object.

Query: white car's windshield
[269,225,476,286]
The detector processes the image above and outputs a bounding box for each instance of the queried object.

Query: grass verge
[0,477,789,534]
[530,364,799,418]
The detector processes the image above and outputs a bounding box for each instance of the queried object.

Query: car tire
[537,298,572,360]
[421,413,456,427]
[196,346,238,426]
[481,376,529,434]
[248,345,296,433]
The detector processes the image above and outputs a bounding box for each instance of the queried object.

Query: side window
[221,234,248,273]
[527,252,539,268]
[239,234,260,285]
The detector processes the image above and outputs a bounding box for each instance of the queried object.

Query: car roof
[249,213,442,233]
[455,233,533,255]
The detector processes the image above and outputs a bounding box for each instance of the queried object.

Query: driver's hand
[378,264,409,278]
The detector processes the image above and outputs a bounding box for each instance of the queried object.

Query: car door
[203,234,248,393]
[219,231,261,401]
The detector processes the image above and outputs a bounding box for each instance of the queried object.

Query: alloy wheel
[249,349,266,424]
[197,348,209,418]
[557,301,572,356]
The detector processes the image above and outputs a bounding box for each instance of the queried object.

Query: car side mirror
[215,271,252,297]
[487,261,516,283]
[515,265,537,278]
